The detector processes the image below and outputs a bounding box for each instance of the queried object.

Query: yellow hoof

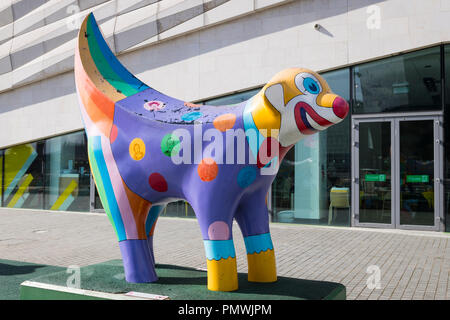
[206,257,238,291]
[247,249,277,283]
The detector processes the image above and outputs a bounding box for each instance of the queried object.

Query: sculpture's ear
[75,13,149,101]
[264,83,285,113]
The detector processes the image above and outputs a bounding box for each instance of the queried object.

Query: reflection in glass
[204,88,261,106]
[44,131,90,212]
[0,149,3,206]
[353,46,441,114]
[94,186,103,210]
[399,121,434,226]
[323,68,351,101]
[162,200,196,218]
[321,69,351,225]
[359,122,391,224]
[2,143,44,209]
[271,147,295,223]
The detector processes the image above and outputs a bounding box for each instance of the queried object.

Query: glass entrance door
[352,115,444,231]
[398,120,435,226]
[357,121,393,225]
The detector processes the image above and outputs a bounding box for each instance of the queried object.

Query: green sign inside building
[406,175,429,183]
[365,174,386,182]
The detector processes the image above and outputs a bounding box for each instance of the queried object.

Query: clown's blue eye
[303,78,320,94]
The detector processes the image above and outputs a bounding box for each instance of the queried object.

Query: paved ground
[0,208,449,300]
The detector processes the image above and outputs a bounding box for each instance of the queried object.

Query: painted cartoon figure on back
[75,13,349,292]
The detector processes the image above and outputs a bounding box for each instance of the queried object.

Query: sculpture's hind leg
[235,191,277,283]
[145,205,165,266]
[117,191,161,283]
[88,135,157,283]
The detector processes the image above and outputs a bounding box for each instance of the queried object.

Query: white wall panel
[0,0,449,148]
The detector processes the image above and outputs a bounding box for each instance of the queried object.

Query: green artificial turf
[22,260,345,300]
[0,259,64,300]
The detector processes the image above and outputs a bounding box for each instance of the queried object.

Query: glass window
[271,148,295,222]
[2,142,45,209]
[44,131,90,212]
[204,88,261,106]
[271,68,351,226]
[94,186,103,210]
[0,149,3,206]
[353,46,442,114]
[162,200,196,218]
[321,69,351,226]
[445,44,450,232]
[359,121,392,224]
[399,120,435,226]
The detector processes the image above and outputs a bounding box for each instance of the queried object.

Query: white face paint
[264,72,348,147]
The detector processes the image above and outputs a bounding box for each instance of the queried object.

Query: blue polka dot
[181,112,203,122]
[237,167,257,188]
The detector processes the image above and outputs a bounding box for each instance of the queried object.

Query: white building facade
[0,0,449,231]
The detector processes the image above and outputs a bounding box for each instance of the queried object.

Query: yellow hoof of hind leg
[207,257,238,291]
[247,249,277,283]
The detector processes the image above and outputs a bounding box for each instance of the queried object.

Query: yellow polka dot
[129,138,146,161]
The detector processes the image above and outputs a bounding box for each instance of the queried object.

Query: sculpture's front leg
[190,196,238,291]
[235,192,277,283]
[204,236,238,292]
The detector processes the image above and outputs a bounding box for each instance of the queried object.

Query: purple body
[111,87,277,240]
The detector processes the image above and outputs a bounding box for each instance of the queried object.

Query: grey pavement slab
[0,208,449,300]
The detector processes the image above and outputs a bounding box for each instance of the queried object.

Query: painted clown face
[261,68,349,147]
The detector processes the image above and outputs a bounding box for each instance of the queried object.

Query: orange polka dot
[213,113,236,132]
[197,158,218,182]
[184,102,202,108]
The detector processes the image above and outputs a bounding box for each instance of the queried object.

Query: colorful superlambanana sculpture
[74,13,349,291]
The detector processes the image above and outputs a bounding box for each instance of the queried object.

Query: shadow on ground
[28,260,345,300]
[0,262,46,276]
[0,259,64,300]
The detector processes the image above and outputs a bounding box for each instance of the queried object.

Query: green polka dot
[161,133,181,157]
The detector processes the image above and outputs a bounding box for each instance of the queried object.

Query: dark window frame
[1,149,4,207]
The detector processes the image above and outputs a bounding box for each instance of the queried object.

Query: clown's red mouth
[294,102,334,135]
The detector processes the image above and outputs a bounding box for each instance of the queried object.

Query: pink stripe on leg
[101,135,138,239]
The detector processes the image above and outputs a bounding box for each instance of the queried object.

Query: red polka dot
[110,124,118,143]
[148,173,168,192]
